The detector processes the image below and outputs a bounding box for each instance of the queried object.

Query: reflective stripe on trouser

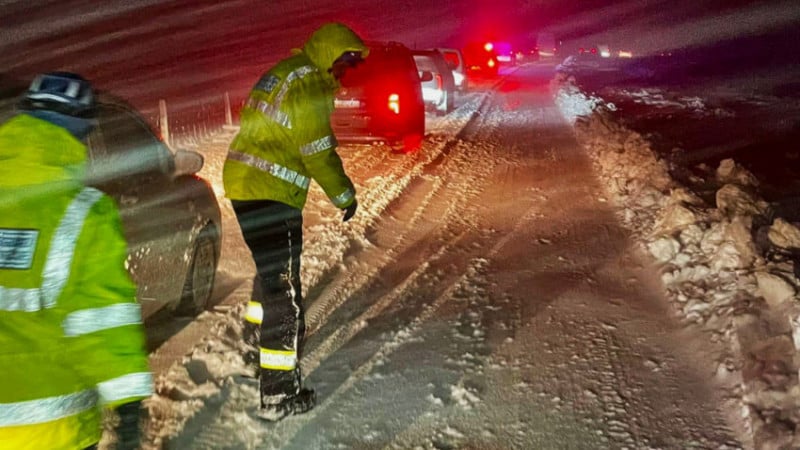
[232,199,304,407]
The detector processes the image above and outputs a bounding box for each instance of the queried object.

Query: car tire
[176,224,218,316]
[398,133,423,153]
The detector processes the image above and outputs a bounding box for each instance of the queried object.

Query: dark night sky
[466,0,799,52]
[1,0,798,115]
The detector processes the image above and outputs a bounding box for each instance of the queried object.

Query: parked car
[493,41,517,66]
[85,96,222,319]
[434,47,468,92]
[332,40,427,152]
[536,32,559,59]
[0,83,222,320]
[463,41,499,78]
[412,49,456,116]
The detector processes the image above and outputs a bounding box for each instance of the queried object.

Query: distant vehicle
[434,47,468,92]
[597,44,612,58]
[536,32,559,59]
[412,49,456,116]
[332,41,427,152]
[0,85,222,320]
[577,45,613,58]
[463,41,499,78]
[493,42,516,66]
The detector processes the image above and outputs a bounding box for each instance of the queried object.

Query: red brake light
[388,93,400,114]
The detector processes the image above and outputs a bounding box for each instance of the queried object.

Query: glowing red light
[484,42,493,52]
[388,93,400,114]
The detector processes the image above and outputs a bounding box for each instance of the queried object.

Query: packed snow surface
[124,67,774,449]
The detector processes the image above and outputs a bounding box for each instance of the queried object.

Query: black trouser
[232,199,305,407]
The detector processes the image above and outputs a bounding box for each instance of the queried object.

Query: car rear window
[340,44,417,87]
[413,55,437,72]
[441,52,460,69]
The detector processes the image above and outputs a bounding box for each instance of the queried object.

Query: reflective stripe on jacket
[223,23,367,210]
[0,114,153,450]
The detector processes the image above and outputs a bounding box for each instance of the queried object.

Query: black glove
[342,200,357,222]
[114,400,143,450]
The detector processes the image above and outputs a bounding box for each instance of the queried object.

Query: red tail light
[388,93,400,114]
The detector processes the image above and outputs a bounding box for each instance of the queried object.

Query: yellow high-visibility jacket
[223,22,368,210]
[0,114,153,450]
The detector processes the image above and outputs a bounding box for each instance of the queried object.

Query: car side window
[89,105,174,187]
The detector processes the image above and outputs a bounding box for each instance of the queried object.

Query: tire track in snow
[260,256,490,450]
[303,229,468,374]
[168,87,497,450]
[303,91,491,334]
[254,89,503,449]
[300,92,485,295]
[303,174,445,337]
[379,156,555,449]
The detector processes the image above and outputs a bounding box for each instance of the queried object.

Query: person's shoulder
[83,188,120,215]
[273,53,315,74]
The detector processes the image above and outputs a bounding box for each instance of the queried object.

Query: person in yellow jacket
[0,72,153,450]
[222,22,367,421]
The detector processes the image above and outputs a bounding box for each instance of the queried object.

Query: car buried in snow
[0,82,222,320]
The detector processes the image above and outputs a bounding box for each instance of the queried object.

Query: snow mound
[553,73,800,450]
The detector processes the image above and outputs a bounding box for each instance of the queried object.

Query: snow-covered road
[137,65,744,449]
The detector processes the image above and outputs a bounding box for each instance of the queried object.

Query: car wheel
[176,224,218,316]
[399,133,423,153]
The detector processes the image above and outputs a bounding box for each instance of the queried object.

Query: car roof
[434,47,462,54]
[412,50,450,68]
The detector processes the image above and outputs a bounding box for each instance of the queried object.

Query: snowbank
[553,74,800,450]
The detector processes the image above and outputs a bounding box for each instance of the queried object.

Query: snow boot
[256,388,316,422]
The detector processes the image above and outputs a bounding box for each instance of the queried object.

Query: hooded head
[301,22,369,85]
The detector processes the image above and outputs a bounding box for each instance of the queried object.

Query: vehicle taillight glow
[487,59,496,68]
[388,93,400,114]
[484,42,493,52]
